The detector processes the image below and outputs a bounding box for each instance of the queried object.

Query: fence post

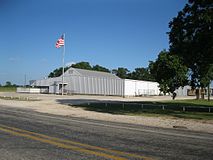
[162,105,165,110]
[105,103,107,107]
[141,104,143,109]
[183,106,185,112]
[122,103,125,109]
[209,107,211,113]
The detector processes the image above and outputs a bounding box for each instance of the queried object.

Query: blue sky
[0,0,187,85]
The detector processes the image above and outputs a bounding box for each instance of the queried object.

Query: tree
[149,50,188,95]
[5,81,12,87]
[48,72,55,78]
[48,67,69,78]
[12,84,17,87]
[92,65,110,73]
[71,61,92,70]
[48,62,111,78]
[112,67,130,79]
[129,67,155,81]
[168,0,213,99]
[200,64,213,100]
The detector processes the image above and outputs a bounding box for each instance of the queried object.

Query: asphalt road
[0,105,213,160]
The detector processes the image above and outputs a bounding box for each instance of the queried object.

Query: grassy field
[160,99,213,107]
[73,99,213,120]
[131,109,213,120]
[0,95,40,101]
[0,87,16,92]
[127,99,213,107]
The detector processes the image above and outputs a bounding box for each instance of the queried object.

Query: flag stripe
[55,35,64,48]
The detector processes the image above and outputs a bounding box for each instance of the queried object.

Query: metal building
[31,68,124,96]
[124,79,160,96]
[30,70,213,97]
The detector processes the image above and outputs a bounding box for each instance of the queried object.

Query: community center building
[29,67,160,97]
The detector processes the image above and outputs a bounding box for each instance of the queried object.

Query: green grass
[72,99,213,120]
[160,99,213,107]
[0,87,16,92]
[131,109,213,120]
[130,99,213,107]
[0,96,40,101]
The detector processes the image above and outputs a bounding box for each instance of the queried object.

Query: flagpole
[62,33,65,95]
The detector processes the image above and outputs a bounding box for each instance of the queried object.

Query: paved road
[0,105,213,160]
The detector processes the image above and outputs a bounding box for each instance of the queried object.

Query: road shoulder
[0,92,213,134]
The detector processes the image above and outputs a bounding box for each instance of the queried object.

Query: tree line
[0,81,17,87]
[48,61,155,81]
[48,0,212,100]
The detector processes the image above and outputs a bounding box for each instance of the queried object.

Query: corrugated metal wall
[124,79,160,96]
[32,77,61,87]
[32,76,124,96]
[64,75,124,96]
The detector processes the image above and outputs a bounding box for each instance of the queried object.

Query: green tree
[71,61,92,70]
[5,81,12,87]
[200,65,213,100]
[168,0,213,99]
[48,72,55,78]
[12,84,17,87]
[129,67,155,81]
[48,62,111,78]
[149,50,188,95]
[112,67,130,79]
[92,65,110,73]
[48,67,69,78]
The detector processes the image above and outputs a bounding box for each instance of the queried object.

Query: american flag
[55,35,64,48]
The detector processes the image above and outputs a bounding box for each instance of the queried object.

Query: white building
[30,67,161,97]
[124,79,160,96]
[175,85,191,96]
[31,68,124,96]
[30,68,213,97]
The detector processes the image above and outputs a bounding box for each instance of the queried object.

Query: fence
[84,102,212,113]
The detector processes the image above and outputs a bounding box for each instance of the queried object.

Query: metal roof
[66,67,120,79]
